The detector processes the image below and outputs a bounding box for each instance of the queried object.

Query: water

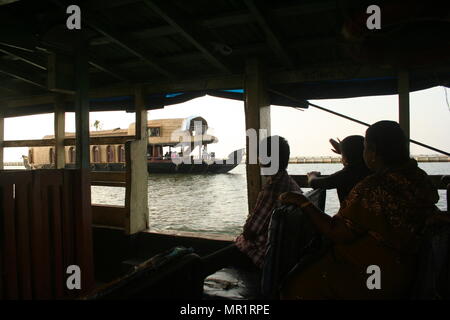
[91,162,450,237]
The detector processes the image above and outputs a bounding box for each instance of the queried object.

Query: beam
[244,58,270,213]
[398,70,410,153]
[244,0,294,68]
[85,18,173,78]
[0,46,46,70]
[49,0,173,78]
[37,44,128,82]
[90,2,337,45]
[0,113,3,169]
[142,0,231,74]
[3,61,449,113]
[273,1,336,17]
[74,36,90,169]
[0,0,20,5]
[54,95,65,168]
[88,55,129,82]
[0,63,47,89]
[2,139,56,148]
[65,136,134,146]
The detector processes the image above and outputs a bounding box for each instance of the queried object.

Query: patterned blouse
[336,159,439,254]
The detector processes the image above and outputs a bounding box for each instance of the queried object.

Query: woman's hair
[365,120,410,166]
[260,135,290,171]
[340,135,365,165]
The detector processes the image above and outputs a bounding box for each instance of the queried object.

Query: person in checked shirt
[201,136,302,275]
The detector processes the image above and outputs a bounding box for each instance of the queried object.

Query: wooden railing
[0,169,94,299]
[90,140,148,234]
[292,175,449,213]
[291,174,449,190]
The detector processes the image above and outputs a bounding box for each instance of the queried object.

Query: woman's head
[340,135,365,166]
[364,120,410,170]
[259,135,290,174]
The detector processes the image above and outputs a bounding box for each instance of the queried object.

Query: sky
[3,86,450,162]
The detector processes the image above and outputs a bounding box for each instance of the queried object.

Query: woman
[307,135,371,204]
[279,121,439,299]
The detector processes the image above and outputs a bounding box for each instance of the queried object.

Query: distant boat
[27,116,244,174]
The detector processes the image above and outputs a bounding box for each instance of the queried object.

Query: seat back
[261,189,326,298]
[0,169,94,299]
[411,219,450,299]
[85,247,204,300]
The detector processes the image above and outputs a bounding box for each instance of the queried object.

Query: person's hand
[307,171,320,184]
[278,191,309,207]
[329,138,341,155]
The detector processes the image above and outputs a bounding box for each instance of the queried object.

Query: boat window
[49,148,55,164]
[92,146,100,163]
[106,145,114,163]
[28,149,34,164]
[118,145,125,162]
[68,147,75,163]
[148,127,161,137]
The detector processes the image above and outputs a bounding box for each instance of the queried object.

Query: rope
[269,88,450,157]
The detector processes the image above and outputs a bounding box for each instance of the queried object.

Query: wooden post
[398,70,410,154]
[135,85,147,141]
[124,85,149,234]
[244,58,271,213]
[0,114,3,170]
[74,39,90,169]
[72,34,94,294]
[54,95,65,169]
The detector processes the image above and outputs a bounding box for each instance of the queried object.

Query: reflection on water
[91,162,450,237]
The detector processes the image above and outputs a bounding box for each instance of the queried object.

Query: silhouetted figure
[307,135,371,203]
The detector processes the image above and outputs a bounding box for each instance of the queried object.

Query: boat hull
[65,161,239,174]
[34,149,244,174]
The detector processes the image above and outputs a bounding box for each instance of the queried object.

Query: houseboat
[0,0,449,303]
[26,116,244,173]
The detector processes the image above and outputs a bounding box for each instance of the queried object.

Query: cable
[269,88,450,157]
[444,86,450,112]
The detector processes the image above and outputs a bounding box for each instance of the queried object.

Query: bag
[261,189,327,298]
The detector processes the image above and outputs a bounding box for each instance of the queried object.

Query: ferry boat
[0,0,449,303]
[26,116,244,174]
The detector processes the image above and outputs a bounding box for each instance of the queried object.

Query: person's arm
[309,169,345,190]
[278,192,359,243]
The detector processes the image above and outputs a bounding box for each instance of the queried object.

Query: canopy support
[125,85,149,234]
[74,38,90,169]
[0,114,3,170]
[244,58,271,214]
[398,70,410,154]
[54,94,65,169]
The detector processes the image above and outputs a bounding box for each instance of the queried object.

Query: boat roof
[39,116,217,146]
[0,0,449,118]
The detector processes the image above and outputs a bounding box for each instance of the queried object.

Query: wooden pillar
[244,59,271,213]
[72,34,94,294]
[0,114,3,170]
[74,38,90,169]
[54,95,65,169]
[398,70,410,154]
[135,85,147,140]
[125,85,149,234]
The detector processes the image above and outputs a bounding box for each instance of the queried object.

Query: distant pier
[3,155,450,167]
[3,161,24,166]
[288,155,450,164]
